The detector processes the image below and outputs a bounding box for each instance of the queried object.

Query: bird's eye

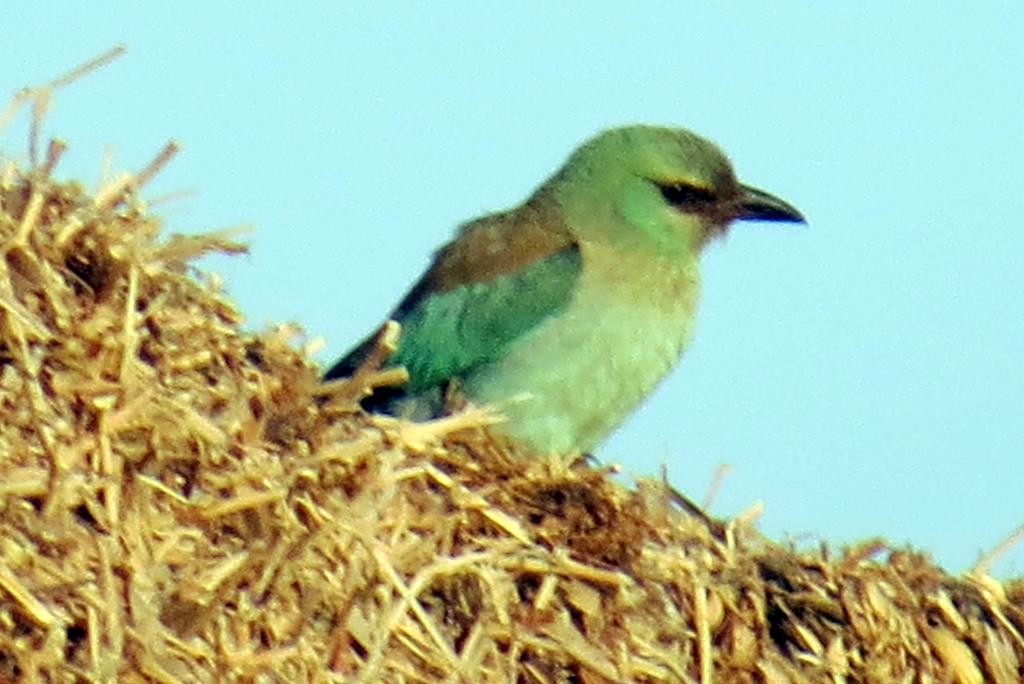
[657,182,716,209]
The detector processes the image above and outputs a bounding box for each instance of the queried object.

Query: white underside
[463,241,699,453]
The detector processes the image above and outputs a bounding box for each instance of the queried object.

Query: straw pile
[1,59,1023,684]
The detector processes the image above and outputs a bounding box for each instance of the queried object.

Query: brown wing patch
[422,197,576,293]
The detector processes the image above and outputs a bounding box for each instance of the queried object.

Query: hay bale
[1,68,1023,684]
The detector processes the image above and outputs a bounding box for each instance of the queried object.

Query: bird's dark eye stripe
[657,182,716,207]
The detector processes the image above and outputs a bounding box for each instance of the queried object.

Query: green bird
[325,125,804,453]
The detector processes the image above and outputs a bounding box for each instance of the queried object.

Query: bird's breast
[462,241,700,453]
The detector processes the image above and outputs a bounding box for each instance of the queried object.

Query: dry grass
[1,56,1023,683]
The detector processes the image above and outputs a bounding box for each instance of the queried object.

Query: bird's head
[548,125,805,256]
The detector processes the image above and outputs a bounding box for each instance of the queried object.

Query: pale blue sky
[3,4,1022,575]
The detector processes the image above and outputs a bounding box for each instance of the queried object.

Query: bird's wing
[324,203,581,395]
[391,244,581,393]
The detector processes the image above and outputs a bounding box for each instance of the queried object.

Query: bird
[324,125,804,454]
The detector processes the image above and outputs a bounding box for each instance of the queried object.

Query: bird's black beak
[736,184,806,224]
